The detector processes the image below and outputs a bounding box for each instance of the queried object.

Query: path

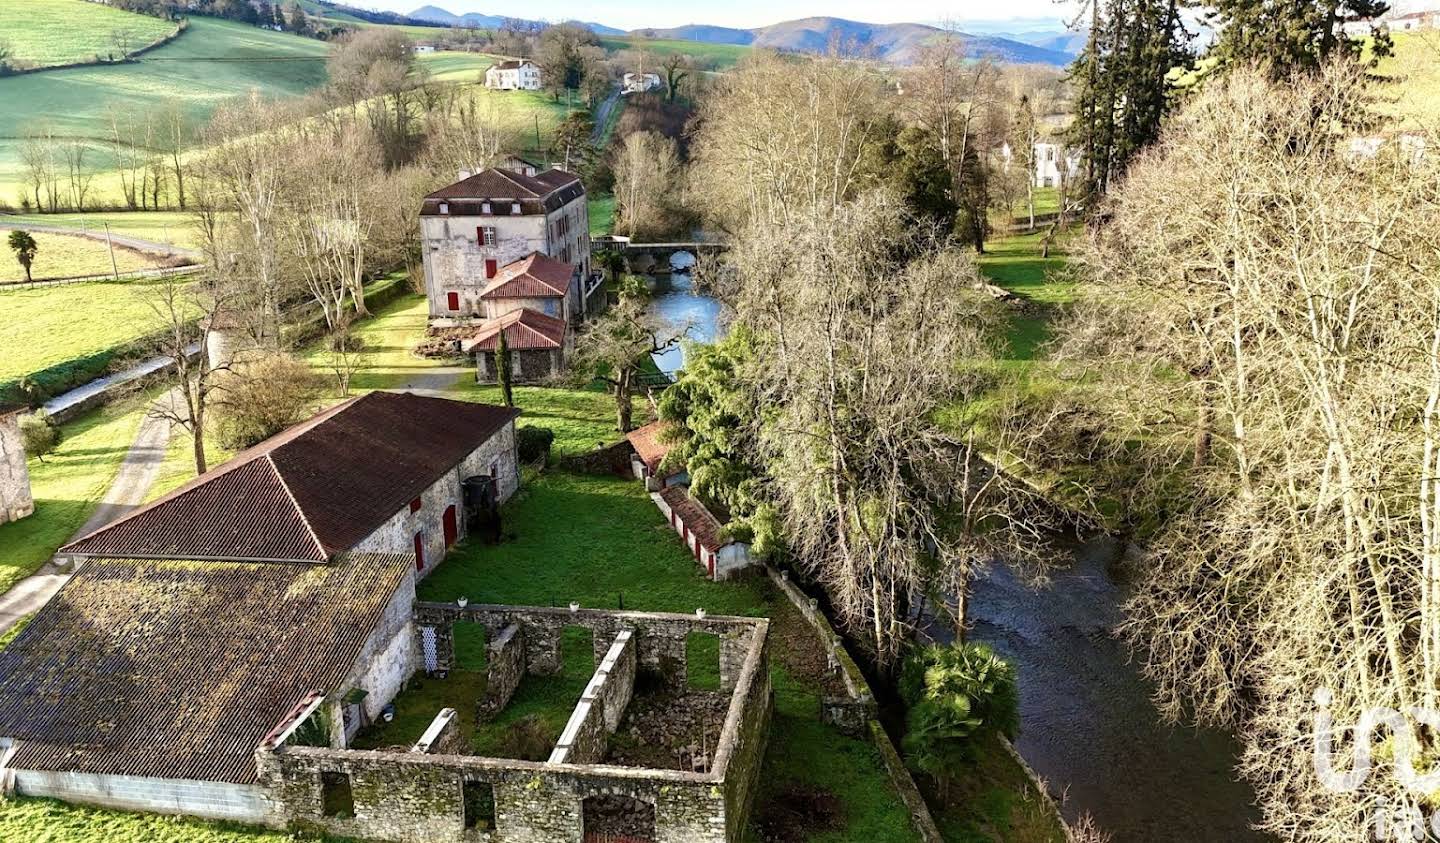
[591,87,623,145]
[0,220,199,259]
[0,393,175,637]
[42,342,200,422]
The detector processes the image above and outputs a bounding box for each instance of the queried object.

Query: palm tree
[7,230,38,283]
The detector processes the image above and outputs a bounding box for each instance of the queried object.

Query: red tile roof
[420,167,583,217]
[481,252,574,299]
[62,392,520,563]
[660,485,729,551]
[461,308,567,353]
[626,420,678,476]
[0,553,412,784]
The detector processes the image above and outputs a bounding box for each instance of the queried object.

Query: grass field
[600,35,751,69]
[0,17,331,205]
[1379,31,1440,129]
[2,0,178,69]
[0,231,159,282]
[588,195,615,236]
[0,273,177,387]
[0,796,349,843]
[0,211,200,249]
[0,397,145,594]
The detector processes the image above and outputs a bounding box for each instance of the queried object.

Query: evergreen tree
[1068,0,1192,198]
[494,328,514,408]
[887,126,959,240]
[1207,0,1391,74]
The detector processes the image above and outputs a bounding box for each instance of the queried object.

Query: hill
[638,16,1074,66]
[0,17,331,206]
[408,5,623,35]
[4,0,179,69]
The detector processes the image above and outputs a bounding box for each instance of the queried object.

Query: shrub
[516,425,555,465]
[213,354,322,449]
[19,410,61,461]
[900,641,1019,800]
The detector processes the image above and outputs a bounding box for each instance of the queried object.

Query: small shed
[625,420,684,490]
[461,308,569,383]
[654,485,753,581]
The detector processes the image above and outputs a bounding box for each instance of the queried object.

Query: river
[645,268,1269,841]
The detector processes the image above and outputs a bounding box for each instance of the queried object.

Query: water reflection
[649,266,724,376]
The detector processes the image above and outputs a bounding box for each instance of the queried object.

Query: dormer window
[481,202,491,214]
[511,203,521,214]
[438,202,449,214]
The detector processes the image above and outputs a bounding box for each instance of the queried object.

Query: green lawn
[2,0,177,68]
[0,398,145,593]
[0,231,159,283]
[588,195,615,237]
[1379,31,1440,129]
[0,797,351,843]
[600,35,751,69]
[0,273,184,391]
[978,230,1074,362]
[0,18,331,205]
[0,211,200,250]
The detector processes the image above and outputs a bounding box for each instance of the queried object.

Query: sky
[363,1,1086,32]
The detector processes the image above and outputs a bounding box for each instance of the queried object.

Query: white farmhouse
[998,141,1081,189]
[485,59,542,91]
[622,72,663,94]
[419,166,595,327]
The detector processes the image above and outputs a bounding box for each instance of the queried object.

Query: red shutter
[485,259,497,279]
[410,497,422,513]
[476,226,484,243]
[414,532,425,571]
[443,505,458,547]
[446,292,460,311]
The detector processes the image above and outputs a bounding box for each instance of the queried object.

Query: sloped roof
[481,252,573,299]
[62,392,520,563]
[461,308,567,353]
[420,167,583,218]
[626,419,678,476]
[490,59,535,70]
[659,485,729,551]
[0,553,412,784]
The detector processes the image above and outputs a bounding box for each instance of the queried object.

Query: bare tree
[612,131,680,240]
[574,287,689,432]
[143,274,231,476]
[61,140,94,212]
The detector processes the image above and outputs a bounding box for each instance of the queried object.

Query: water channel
[644,260,1269,842]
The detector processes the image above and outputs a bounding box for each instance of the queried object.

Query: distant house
[0,405,34,525]
[1000,141,1080,189]
[419,167,595,327]
[414,43,437,53]
[622,71,663,94]
[0,391,521,823]
[485,59,542,91]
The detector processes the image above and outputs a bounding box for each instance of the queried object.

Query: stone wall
[255,606,770,843]
[352,420,518,578]
[412,709,461,755]
[341,572,419,732]
[549,630,636,765]
[479,624,524,719]
[475,348,565,383]
[13,768,272,825]
[0,413,33,525]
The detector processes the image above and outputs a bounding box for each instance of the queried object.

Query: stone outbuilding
[625,419,685,490]
[461,308,570,383]
[0,405,34,525]
[0,392,522,822]
[654,485,755,582]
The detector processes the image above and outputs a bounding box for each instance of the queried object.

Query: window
[438,202,449,215]
[477,226,496,246]
[410,497,423,513]
[446,292,460,311]
[414,531,425,571]
[463,781,496,830]
[481,202,491,214]
[511,203,521,214]
[485,259,498,279]
[320,772,354,818]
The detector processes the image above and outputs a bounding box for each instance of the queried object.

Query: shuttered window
[446,292,459,311]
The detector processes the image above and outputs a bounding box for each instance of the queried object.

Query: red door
[414,531,425,571]
[446,291,460,311]
[485,259,498,278]
[443,505,458,547]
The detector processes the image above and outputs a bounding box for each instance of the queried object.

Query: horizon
[360,1,1085,32]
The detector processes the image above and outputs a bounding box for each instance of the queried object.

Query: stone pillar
[0,409,34,525]
[523,621,563,675]
[479,624,524,720]
[718,630,752,694]
[637,630,687,692]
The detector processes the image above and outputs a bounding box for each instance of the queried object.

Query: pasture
[0,231,159,282]
[2,0,177,68]
[600,35,751,69]
[0,17,331,204]
[0,211,199,249]
[1380,31,1440,128]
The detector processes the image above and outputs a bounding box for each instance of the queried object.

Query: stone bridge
[591,238,728,273]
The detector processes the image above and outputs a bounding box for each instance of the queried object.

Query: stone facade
[256,606,771,843]
[0,410,34,525]
[421,196,589,326]
[475,348,565,384]
[352,420,519,578]
[478,624,524,719]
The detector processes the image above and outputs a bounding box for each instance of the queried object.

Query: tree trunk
[615,371,633,432]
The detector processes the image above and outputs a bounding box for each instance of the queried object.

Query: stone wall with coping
[549,630,636,765]
[0,413,34,525]
[13,768,272,825]
[254,606,771,843]
[412,709,461,755]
